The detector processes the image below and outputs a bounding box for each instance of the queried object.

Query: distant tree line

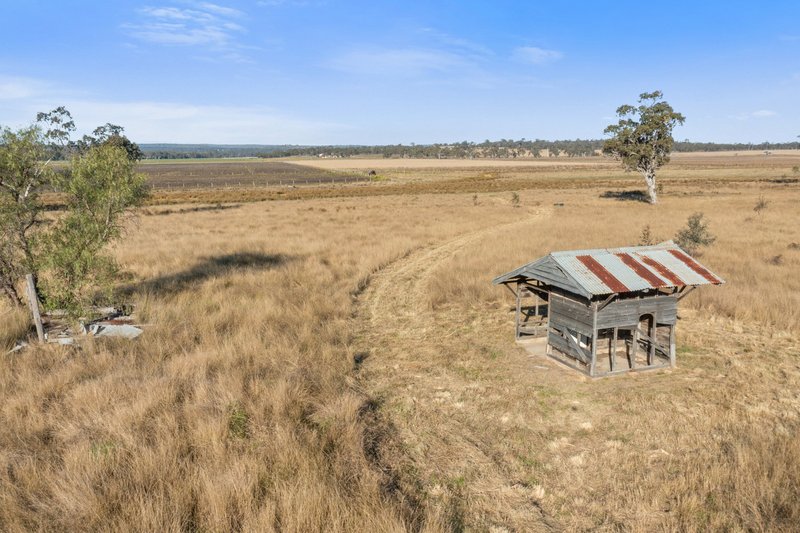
[139,144,301,160]
[262,139,603,159]
[125,139,800,160]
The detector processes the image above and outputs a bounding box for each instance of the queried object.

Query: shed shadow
[121,252,290,296]
[600,190,650,203]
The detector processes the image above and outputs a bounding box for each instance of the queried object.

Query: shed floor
[517,333,672,377]
[517,336,548,357]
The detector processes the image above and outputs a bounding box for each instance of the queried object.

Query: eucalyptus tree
[603,91,685,204]
[0,109,147,315]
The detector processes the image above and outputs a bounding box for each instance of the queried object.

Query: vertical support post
[589,303,598,377]
[669,324,677,367]
[610,327,617,372]
[515,282,521,340]
[649,313,657,366]
[25,274,45,343]
[631,326,638,370]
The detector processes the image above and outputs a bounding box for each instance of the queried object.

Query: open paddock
[2,155,800,531]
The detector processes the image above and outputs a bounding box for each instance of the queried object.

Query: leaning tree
[0,108,148,315]
[603,91,685,204]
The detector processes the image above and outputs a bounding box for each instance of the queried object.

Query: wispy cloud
[123,2,250,60]
[0,73,345,143]
[513,46,563,65]
[732,109,778,120]
[59,100,347,143]
[417,28,492,58]
[256,0,320,6]
[328,48,470,78]
[0,76,52,100]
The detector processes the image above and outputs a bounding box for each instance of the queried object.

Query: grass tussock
[670,420,800,531]
[0,194,516,531]
[1,156,799,530]
[0,307,29,351]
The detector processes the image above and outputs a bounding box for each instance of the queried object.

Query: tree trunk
[641,169,658,204]
[1,281,23,307]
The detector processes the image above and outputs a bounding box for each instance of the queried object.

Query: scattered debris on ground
[6,306,144,352]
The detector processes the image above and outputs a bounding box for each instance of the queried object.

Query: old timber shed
[493,241,724,377]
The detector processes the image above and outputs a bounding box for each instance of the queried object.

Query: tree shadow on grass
[120,252,290,297]
[600,190,650,203]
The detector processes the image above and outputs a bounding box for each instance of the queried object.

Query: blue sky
[1,1,798,144]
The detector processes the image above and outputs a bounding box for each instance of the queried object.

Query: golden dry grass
[1,155,799,531]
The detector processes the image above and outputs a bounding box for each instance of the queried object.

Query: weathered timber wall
[596,295,677,329]
[549,293,593,337]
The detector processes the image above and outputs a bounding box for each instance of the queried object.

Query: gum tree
[0,109,147,315]
[603,91,685,204]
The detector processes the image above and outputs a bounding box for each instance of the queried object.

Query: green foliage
[0,124,53,304]
[228,403,250,439]
[40,145,147,313]
[603,91,685,204]
[510,192,520,208]
[674,213,716,256]
[0,109,147,315]
[77,123,144,161]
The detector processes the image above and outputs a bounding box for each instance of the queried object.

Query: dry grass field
[2,153,800,531]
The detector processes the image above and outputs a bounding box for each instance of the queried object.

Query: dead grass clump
[0,307,29,350]
[671,421,800,531]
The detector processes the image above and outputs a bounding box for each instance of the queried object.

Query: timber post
[589,303,598,376]
[669,324,676,367]
[25,274,45,343]
[515,281,522,340]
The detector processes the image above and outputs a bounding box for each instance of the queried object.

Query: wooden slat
[548,328,591,364]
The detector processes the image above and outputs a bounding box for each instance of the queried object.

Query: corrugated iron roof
[493,241,724,298]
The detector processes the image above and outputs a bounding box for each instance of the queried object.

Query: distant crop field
[138,160,367,189]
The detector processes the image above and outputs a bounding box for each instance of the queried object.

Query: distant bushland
[134,139,800,160]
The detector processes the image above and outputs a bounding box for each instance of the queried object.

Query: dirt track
[352,207,564,530]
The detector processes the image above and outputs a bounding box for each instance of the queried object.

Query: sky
[1,1,798,145]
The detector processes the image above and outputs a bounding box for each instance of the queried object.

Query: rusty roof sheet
[493,241,724,298]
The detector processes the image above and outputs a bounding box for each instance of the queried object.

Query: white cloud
[123,2,249,58]
[0,76,51,100]
[417,28,492,58]
[256,0,322,6]
[38,100,343,144]
[328,48,470,77]
[751,109,777,117]
[513,46,563,65]
[732,109,778,120]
